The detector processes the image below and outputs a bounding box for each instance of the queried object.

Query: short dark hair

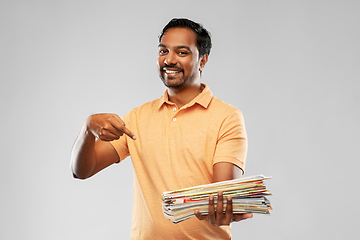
[159,18,212,57]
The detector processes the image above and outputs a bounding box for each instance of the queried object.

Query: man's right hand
[87,113,136,141]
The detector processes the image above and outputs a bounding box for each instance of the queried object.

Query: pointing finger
[121,125,137,140]
[111,115,136,140]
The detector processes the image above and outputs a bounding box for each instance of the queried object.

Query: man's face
[157,27,203,90]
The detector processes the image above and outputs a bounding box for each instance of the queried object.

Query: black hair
[159,18,212,57]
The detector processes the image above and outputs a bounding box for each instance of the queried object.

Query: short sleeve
[212,109,247,173]
[109,113,130,163]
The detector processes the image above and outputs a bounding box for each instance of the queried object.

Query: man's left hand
[194,190,253,226]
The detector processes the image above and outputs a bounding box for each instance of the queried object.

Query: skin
[157,27,208,108]
[71,26,252,226]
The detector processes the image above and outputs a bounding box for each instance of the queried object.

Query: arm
[213,162,243,182]
[71,113,136,179]
[196,109,250,225]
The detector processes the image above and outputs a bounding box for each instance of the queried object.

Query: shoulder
[209,96,243,117]
[125,97,162,119]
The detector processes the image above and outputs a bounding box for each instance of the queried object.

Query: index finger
[121,125,137,140]
[112,115,137,140]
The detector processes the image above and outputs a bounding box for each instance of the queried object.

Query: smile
[165,70,181,74]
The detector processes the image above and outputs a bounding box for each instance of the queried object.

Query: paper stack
[162,175,272,223]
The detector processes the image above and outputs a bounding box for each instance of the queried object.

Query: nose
[164,51,177,66]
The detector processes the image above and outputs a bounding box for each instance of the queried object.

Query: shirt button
[173,118,176,121]
[173,107,177,111]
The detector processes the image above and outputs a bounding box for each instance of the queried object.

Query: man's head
[157,19,211,90]
[159,18,212,58]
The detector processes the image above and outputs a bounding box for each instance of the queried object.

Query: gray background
[1,0,359,239]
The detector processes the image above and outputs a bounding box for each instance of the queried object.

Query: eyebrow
[158,44,192,52]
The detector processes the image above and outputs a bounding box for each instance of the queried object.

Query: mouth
[165,69,181,74]
[162,67,183,78]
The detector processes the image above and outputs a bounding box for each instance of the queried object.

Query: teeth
[165,70,180,74]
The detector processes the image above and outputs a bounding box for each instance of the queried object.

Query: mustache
[161,64,183,72]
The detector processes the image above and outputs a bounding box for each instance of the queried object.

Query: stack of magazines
[162,175,272,223]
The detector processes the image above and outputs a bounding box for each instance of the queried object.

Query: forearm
[71,124,97,179]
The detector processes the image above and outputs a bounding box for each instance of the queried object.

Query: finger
[98,128,122,141]
[242,213,253,219]
[111,115,136,140]
[194,210,208,221]
[216,191,224,220]
[121,125,137,140]
[233,213,253,222]
[208,194,215,223]
[224,196,233,223]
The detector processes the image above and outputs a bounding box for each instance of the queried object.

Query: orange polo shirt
[110,84,247,240]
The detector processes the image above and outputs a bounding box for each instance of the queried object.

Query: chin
[160,77,184,89]
[163,82,184,89]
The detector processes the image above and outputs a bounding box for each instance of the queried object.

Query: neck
[167,81,203,109]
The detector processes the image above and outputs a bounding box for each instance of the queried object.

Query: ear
[199,54,209,72]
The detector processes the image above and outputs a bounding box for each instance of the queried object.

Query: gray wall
[1,0,359,239]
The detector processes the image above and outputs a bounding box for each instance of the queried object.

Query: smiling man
[71,18,251,239]
[158,26,209,109]
[158,27,206,87]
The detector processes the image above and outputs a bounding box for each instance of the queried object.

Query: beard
[160,74,188,90]
[158,64,197,90]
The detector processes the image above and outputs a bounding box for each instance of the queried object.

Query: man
[71,18,252,239]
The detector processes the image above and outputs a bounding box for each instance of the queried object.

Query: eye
[178,51,189,56]
[159,49,168,55]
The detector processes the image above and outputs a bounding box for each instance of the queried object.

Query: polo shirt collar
[158,83,213,109]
